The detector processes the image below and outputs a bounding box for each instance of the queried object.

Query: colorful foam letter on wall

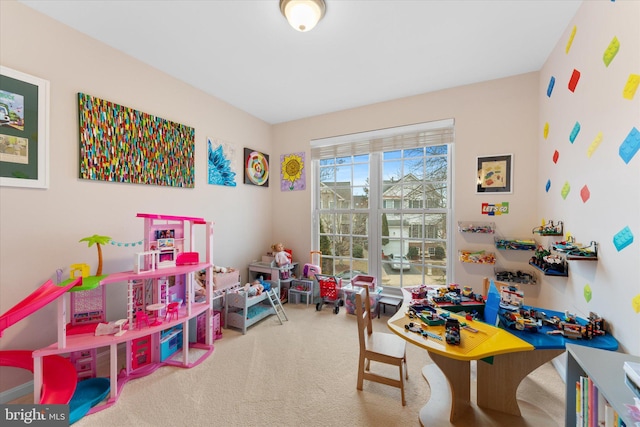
[613,226,634,252]
[561,181,570,200]
[565,25,577,54]
[632,294,640,314]
[543,122,549,139]
[587,132,603,158]
[569,122,581,144]
[547,76,555,97]
[619,127,640,164]
[545,179,551,193]
[580,185,590,203]
[553,150,559,164]
[568,69,581,92]
[623,74,639,100]
[584,284,592,303]
[603,36,620,67]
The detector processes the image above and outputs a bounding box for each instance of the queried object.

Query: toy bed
[212,269,241,297]
[225,280,279,335]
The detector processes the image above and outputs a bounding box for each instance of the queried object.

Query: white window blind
[310,118,454,160]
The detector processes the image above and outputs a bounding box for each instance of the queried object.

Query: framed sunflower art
[280,152,305,191]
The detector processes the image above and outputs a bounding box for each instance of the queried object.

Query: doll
[272,243,292,279]
[244,280,264,296]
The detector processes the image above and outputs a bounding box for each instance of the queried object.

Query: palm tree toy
[79,234,112,276]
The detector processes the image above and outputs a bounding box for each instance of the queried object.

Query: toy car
[445,318,461,345]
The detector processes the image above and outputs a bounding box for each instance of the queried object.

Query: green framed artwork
[0,66,50,189]
[78,93,195,187]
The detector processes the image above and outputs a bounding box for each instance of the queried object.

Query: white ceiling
[19,0,582,124]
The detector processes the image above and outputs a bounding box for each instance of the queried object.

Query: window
[311,119,454,288]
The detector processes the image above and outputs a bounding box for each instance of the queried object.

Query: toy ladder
[267,289,288,324]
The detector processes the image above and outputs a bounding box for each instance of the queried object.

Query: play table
[387,287,618,425]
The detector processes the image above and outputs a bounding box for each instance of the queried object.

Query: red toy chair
[165,302,180,321]
[136,310,150,330]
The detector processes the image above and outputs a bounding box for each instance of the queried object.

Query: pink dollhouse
[0,213,217,421]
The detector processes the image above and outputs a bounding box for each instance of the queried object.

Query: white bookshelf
[565,343,640,426]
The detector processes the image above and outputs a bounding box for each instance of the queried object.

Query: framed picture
[280,152,306,191]
[154,229,175,240]
[157,238,175,249]
[78,92,194,187]
[0,66,50,188]
[244,147,269,187]
[476,154,513,194]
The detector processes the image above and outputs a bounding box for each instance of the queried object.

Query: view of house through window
[311,120,454,288]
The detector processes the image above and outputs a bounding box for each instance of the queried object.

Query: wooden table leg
[476,349,563,416]
[426,352,472,422]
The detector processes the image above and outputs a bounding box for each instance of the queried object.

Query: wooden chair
[355,286,408,405]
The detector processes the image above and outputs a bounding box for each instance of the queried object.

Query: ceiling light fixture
[280,0,326,32]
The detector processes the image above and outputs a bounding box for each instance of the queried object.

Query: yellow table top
[387,291,533,361]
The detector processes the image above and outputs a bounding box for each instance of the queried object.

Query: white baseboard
[0,380,33,404]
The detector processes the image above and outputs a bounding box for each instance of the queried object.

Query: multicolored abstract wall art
[208,138,236,187]
[244,148,269,187]
[280,152,305,191]
[78,93,195,187]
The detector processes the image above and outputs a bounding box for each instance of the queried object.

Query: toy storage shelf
[554,241,599,262]
[494,237,537,251]
[528,260,568,277]
[458,250,496,264]
[565,343,640,427]
[532,220,564,236]
[494,267,537,285]
[225,281,279,335]
[288,278,313,306]
[457,221,496,234]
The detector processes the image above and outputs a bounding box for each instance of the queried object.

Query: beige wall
[272,73,541,294]
[0,1,274,391]
[537,0,639,354]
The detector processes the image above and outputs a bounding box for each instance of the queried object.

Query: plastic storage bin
[343,285,381,318]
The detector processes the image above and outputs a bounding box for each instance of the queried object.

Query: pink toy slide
[0,277,82,403]
[0,278,81,336]
[0,350,77,404]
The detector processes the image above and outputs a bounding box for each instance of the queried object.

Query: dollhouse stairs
[267,289,288,324]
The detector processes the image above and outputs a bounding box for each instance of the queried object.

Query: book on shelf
[576,375,629,427]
